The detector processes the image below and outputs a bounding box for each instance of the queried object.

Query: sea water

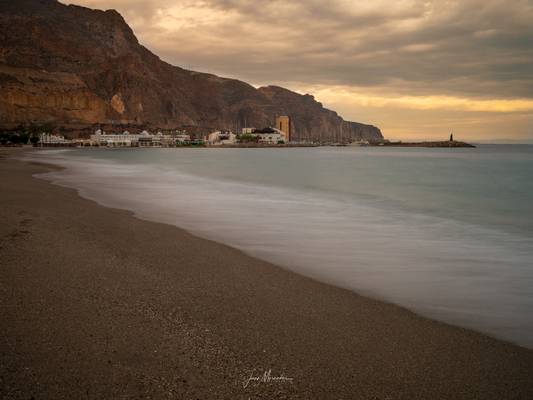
[24,145,533,348]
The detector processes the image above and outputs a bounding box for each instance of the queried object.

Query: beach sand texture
[1,151,533,399]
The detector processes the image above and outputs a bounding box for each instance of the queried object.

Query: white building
[39,133,71,145]
[138,130,160,147]
[255,132,286,144]
[206,131,237,145]
[272,127,289,143]
[252,128,287,144]
[175,134,191,144]
[90,130,142,147]
[89,129,191,147]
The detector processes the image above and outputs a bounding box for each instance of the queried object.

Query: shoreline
[1,149,533,399]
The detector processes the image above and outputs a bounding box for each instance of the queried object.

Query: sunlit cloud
[302,86,533,113]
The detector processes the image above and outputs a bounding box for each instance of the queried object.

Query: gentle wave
[24,149,533,348]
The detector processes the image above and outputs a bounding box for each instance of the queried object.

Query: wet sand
[1,149,532,399]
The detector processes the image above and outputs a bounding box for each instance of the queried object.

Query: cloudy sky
[68,0,533,141]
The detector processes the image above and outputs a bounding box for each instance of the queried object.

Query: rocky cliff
[0,0,383,142]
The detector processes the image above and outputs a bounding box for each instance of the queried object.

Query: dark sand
[1,150,532,399]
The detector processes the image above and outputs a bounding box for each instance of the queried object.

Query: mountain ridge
[0,0,383,142]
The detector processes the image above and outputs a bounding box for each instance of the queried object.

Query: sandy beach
[1,149,533,399]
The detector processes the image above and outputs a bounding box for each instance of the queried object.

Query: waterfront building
[275,116,291,142]
[89,129,176,147]
[90,130,142,147]
[39,133,72,146]
[138,136,153,147]
[249,127,287,144]
[255,132,286,144]
[206,130,237,145]
[175,134,191,144]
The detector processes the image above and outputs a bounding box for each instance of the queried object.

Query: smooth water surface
[24,145,533,348]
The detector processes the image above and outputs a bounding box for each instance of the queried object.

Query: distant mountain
[0,0,383,142]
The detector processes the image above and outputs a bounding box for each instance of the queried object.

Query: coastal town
[1,117,475,148]
[2,116,299,148]
[0,115,379,148]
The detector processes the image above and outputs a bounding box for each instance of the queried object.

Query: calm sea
[25,145,533,348]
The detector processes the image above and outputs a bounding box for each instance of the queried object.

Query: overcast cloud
[67,0,533,140]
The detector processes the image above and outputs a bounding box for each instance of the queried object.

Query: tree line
[0,123,56,145]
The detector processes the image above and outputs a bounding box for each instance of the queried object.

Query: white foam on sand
[25,150,533,349]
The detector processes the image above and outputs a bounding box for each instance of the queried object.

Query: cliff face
[0,0,383,141]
